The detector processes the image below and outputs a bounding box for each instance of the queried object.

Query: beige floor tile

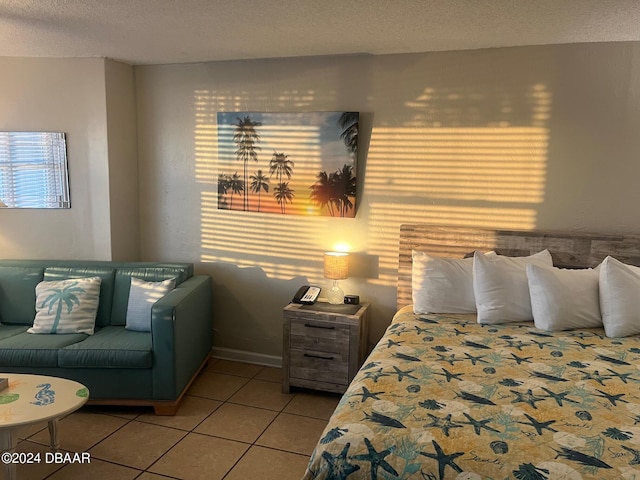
[207,359,263,378]
[28,411,129,451]
[228,379,294,411]
[284,391,341,420]
[47,458,140,480]
[149,432,248,480]
[254,367,283,383]
[3,362,340,480]
[14,440,64,480]
[137,395,222,431]
[194,402,277,443]
[16,421,48,441]
[89,421,186,470]
[136,473,175,480]
[187,371,249,401]
[87,405,146,420]
[225,445,310,480]
[136,473,176,480]
[257,413,327,456]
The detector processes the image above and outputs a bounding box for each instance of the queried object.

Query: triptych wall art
[217,111,358,217]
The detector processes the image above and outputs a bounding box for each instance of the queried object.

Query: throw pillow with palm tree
[28,276,102,335]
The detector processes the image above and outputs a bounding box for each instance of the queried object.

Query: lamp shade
[324,252,349,280]
[0,199,6,208]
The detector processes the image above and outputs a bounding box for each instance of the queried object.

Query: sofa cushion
[0,266,44,325]
[44,267,116,327]
[0,332,87,367]
[111,266,190,325]
[0,325,30,340]
[58,326,153,368]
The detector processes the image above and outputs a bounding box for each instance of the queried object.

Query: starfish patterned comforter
[303,306,640,480]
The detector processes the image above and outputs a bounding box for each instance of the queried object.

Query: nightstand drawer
[282,301,370,394]
[289,348,349,385]
[290,318,349,354]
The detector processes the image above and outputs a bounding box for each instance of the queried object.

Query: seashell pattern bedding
[303,306,640,480]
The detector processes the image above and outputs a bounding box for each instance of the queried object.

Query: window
[0,132,70,208]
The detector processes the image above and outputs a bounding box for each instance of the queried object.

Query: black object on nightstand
[344,294,359,305]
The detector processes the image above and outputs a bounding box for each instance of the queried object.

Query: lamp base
[327,284,344,305]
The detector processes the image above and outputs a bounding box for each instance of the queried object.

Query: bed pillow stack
[413,249,553,322]
[525,257,640,337]
[413,249,640,338]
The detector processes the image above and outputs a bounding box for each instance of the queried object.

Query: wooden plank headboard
[397,224,640,310]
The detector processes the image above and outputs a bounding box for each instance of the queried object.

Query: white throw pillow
[412,251,477,314]
[473,249,552,324]
[527,264,601,331]
[29,276,101,334]
[599,256,640,338]
[125,277,176,332]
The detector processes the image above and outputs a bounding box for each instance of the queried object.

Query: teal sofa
[0,260,212,415]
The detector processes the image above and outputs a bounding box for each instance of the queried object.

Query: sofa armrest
[150,275,213,399]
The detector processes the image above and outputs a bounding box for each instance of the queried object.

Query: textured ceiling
[1,0,640,65]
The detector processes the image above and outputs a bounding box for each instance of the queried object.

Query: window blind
[0,132,70,208]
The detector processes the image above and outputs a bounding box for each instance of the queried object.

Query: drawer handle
[304,323,335,330]
[304,353,335,360]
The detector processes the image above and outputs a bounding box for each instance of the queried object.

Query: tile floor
[10,359,341,480]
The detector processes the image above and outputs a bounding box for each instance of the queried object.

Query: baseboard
[211,347,282,368]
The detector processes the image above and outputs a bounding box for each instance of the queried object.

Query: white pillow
[527,264,601,331]
[29,276,101,335]
[412,251,476,314]
[125,277,176,332]
[473,249,553,324]
[599,256,640,338]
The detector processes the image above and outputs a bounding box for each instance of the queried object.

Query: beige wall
[136,42,640,360]
[105,59,140,260]
[3,43,640,362]
[0,57,138,261]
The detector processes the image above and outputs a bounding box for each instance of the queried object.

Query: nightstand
[282,301,370,394]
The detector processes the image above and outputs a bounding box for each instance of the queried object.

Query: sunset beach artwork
[217,111,358,217]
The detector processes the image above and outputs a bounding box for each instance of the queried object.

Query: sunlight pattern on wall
[194,83,551,289]
[359,83,551,286]
[367,127,547,202]
[200,189,339,283]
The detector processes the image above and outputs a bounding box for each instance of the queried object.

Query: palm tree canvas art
[217,112,359,217]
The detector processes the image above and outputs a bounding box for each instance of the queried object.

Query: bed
[303,224,640,480]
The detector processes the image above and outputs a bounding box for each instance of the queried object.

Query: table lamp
[324,252,349,304]
[0,199,7,208]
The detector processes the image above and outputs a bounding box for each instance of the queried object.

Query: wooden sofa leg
[153,403,180,416]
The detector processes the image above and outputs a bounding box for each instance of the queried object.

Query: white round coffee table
[0,374,89,480]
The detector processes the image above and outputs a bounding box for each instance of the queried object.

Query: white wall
[0,57,139,261]
[136,42,640,359]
